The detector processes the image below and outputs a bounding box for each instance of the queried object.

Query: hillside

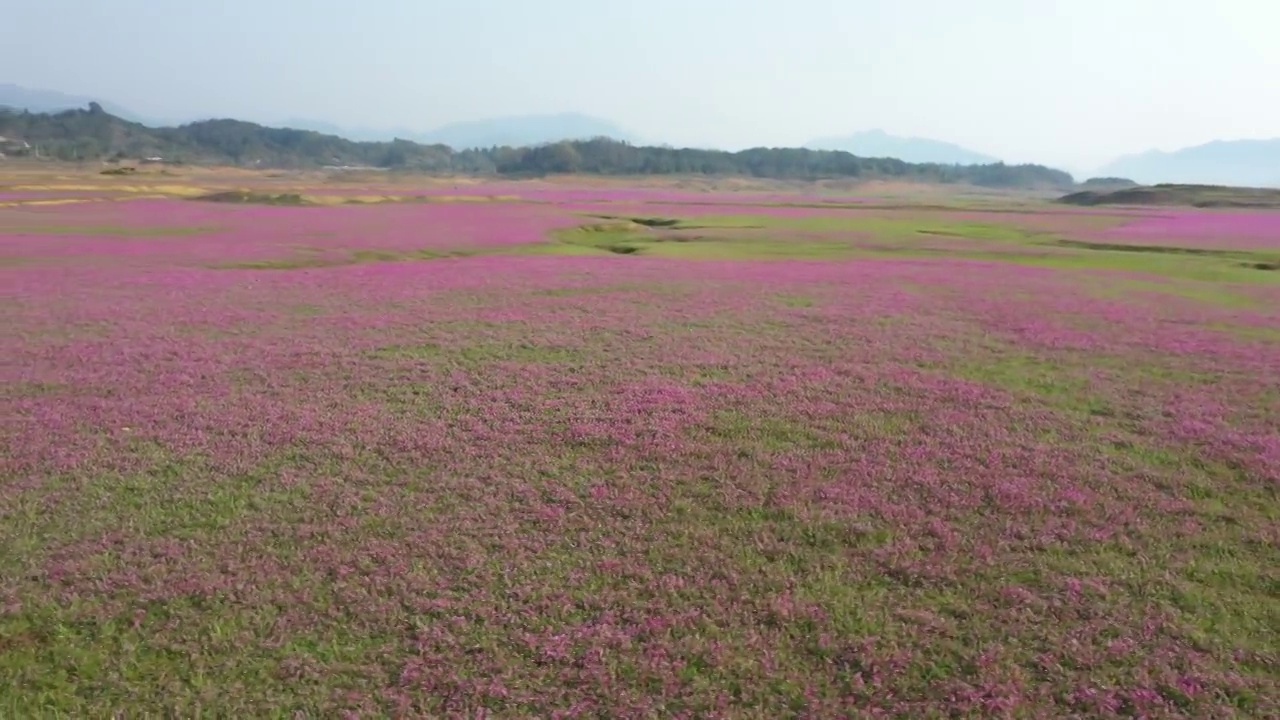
[0,83,153,125]
[805,129,999,165]
[410,113,635,149]
[0,106,1075,188]
[1096,139,1280,188]
[275,113,633,148]
[1058,184,1280,209]
[1079,177,1139,190]
[4,84,634,149]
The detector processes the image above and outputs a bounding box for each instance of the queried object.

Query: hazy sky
[3,0,1277,170]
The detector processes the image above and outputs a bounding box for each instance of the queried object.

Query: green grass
[285,303,326,316]
[216,257,347,270]
[644,214,1055,242]
[1208,322,1280,343]
[947,353,1112,415]
[531,284,636,297]
[1083,276,1268,310]
[215,247,481,270]
[536,222,865,259]
[928,343,1280,673]
[774,294,816,308]
[195,191,311,205]
[0,451,312,565]
[524,214,1280,286]
[704,410,843,452]
[369,339,586,366]
[1005,251,1279,284]
[8,198,1278,715]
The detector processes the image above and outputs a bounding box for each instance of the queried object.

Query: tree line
[0,104,1075,189]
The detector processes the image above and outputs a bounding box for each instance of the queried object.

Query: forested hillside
[0,104,1075,189]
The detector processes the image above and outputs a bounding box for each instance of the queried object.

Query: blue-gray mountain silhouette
[805,129,999,165]
[0,83,157,125]
[280,113,634,149]
[1096,139,1280,188]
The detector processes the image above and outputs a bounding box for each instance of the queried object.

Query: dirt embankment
[1059,184,1280,208]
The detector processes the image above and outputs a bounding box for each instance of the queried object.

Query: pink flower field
[2,188,1279,717]
[1098,210,1280,250]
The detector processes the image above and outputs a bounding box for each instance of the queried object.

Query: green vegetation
[537,221,864,259]
[0,106,1073,188]
[369,340,586,366]
[6,191,1279,715]
[215,247,478,270]
[197,191,311,206]
[530,214,1280,285]
[1079,176,1138,189]
[1060,184,1280,208]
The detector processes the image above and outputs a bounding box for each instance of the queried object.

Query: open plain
[3,169,1278,717]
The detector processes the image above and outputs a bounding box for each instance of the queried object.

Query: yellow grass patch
[9,183,210,197]
[0,198,102,208]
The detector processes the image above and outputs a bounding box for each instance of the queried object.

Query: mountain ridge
[2,84,633,149]
[805,129,999,165]
[277,112,634,148]
[0,83,162,125]
[411,112,635,148]
[1096,138,1280,188]
[0,105,1075,190]
[7,83,1275,186]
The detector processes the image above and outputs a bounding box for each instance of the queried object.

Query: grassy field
[3,172,1278,717]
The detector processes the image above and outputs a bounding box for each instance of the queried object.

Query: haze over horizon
[3,0,1277,171]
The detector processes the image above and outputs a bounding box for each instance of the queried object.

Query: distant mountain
[277,113,634,149]
[1096,139,1280,188]
[805,129,999,165]
[4,81,635,148]
[275,118,412,143]
[0,83,154,125]
[277,118,352,137]
[409,113,634,149]
[0,105,1074,190]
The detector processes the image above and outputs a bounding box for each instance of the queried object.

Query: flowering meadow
[3,183,1279,717]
